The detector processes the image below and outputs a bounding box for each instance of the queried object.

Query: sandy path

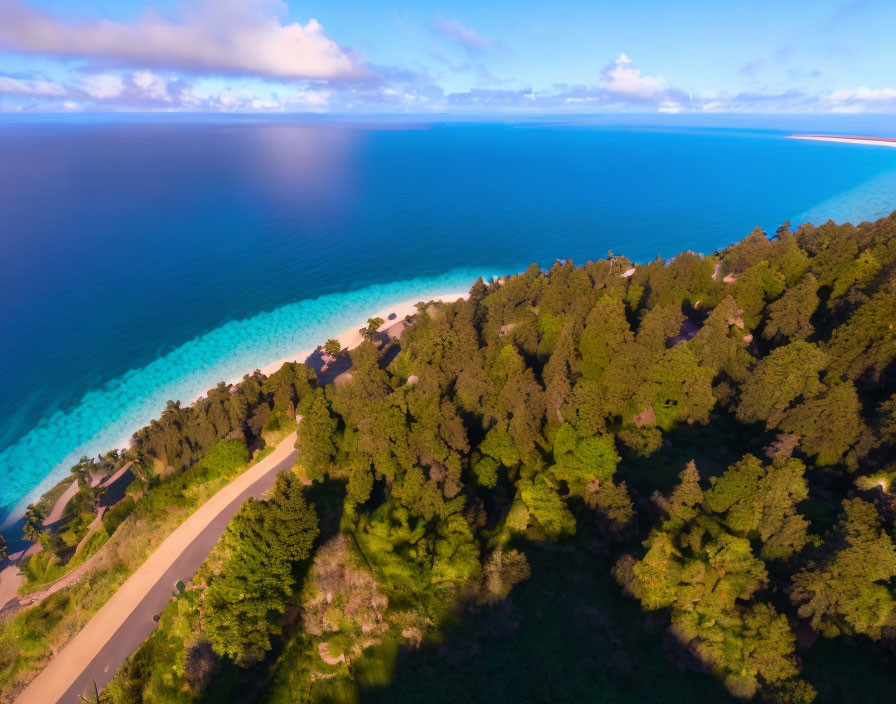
[15,434,298,704]
[42,481,79,527]
[0,562,25,615]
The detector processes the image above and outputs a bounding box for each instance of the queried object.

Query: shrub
[102,497,136,536]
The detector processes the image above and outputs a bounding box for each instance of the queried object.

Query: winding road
[15,434,298,704]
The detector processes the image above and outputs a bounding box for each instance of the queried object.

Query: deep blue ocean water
[1,117,895,522]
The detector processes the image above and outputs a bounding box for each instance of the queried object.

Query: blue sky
[0,0,894,113]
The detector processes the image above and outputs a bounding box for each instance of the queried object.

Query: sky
[0,0,894,114]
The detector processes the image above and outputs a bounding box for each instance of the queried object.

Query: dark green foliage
[791,498,896,640]
[295,387,338,481]
[262,361,316,416]
[736,341,827,428]
[705,455,810,561]
[825,277,896,381]
[324,338,343,356]
[192,439,250,481]
[204,472,319,665]
[763,273,819,341]
[85,211,896,704]
[101,497,136,536]
[622,462,812,700]
[723,227,776,274]
[130,365,316,476]
[778,380,863,467]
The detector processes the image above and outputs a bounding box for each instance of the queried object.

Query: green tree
[778,379,862,466]
[690,296,753,386]
[624,464,810,701]
[736,341,826,428]
[294,388,338,482]
[549,422,619,496]
[705,455,810,561]
[723,226,775,274]
[262,362,315,416]
[636,303,685,353]
[516,476,576,539]
[542,326,579,426]
[648,345,716,429]
[204,472,318,665]
[324,338,342,356]
[762,273,819,341]
[732,261,786,331]
[791,498,896,640]
[22,504,45,543]
[825,280,896,382]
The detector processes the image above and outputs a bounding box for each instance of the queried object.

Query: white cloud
[251,98,280,109]
[293,88,331,106]
[81,73,124,99]
[602,54,670,100]
[0,0,369,81]
[591,54,694,110]
[658,102,686,113]
[132,70,170,101]
[827,85,896,111]
[217,91,241,109]
[0,75,66,97]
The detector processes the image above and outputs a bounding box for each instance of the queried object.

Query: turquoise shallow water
[1,119,895,521]
[0,269,492,521]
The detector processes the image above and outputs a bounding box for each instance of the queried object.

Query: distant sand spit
[789,134,896,148]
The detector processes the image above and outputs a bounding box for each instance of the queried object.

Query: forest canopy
[33,212,896,704]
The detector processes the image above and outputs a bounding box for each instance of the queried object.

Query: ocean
[1,117,895,522]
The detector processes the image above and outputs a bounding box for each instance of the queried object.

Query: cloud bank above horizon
[0,0,894,114]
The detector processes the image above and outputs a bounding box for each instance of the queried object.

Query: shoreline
[3,290,472,529]
[788,134,896,148]
[195,291,470,402]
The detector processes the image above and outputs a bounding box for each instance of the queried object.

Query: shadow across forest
[359,538,735,704]
[199,411,895,704]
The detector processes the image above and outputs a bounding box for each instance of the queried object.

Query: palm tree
[22,504,44,543]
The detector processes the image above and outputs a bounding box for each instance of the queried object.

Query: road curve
[15,434,298,704]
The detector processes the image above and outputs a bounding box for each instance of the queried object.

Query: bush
[193,440,250,482]
[102,497,136,536]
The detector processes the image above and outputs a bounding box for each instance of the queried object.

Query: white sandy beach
[215,291,470,393]
[789,134,896,148]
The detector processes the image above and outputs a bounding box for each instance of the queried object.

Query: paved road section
[15,434,298,704]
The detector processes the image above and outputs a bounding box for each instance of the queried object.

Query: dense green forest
[14,212,896,703]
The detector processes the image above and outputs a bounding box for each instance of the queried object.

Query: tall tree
[762,273,819,341]
[791,498,896,640]
[203,473,318,665]
[736,341,827,428]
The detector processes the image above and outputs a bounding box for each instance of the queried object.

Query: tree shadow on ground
[360,541,735,704]
[616,412,770,499]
